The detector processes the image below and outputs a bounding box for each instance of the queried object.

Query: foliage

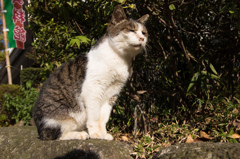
[0,84,21,109]
[0,50,5,68]
[26,0,240,158]
[0,84,21,126]
[26,0,115,75]
[2,82,39,126]
[20,67,44,88]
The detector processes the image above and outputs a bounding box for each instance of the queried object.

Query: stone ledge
[153,142,240,159]
[0,126,133,159]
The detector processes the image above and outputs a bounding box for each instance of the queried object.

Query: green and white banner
[4,0,26,50]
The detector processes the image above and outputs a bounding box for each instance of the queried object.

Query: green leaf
[220,4,231,13]
[169,4,176,10]
[200,71,219,80]
[128,4,136,9]
[76,36,91,43]
[187,72,200,93]
[66,36,90,49]
[209,63,218,75]
[114,0,126,4]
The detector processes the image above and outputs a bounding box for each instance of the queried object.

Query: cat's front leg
[98,95,118,139]
[85,97,114,140]
[86,105,102,139]
[84,97,108,139]
[98,101,114,140]
[86,102,113,140]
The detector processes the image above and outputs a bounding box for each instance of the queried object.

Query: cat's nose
[139,37,144,41]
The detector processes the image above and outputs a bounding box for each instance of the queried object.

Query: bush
[0,84,21,111]
[20,67,44,88]
[0,84,21,126]
[1,82,39,126]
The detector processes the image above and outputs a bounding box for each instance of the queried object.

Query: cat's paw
[102,133,113,140]
[89,132,102,139]
[89,132,113,140]
[79,131,90,140]
[60,131,89,140]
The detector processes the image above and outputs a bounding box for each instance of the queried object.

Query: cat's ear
[137,14,149,24]
[110,5,127,25]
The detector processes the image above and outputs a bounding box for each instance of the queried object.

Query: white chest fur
[82,37,131,100]
[78,37,132,140]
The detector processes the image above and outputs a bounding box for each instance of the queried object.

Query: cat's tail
[36,120,62,140]
[33,111,62,140]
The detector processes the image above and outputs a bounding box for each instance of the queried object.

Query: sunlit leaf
[209,63,218,75]
[169,4,176,10]
[128,4,136,9]
[66,36,91,49]
[113,0,126,4]
[187,72,200,93]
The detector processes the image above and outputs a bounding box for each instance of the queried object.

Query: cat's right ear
[110,5,127,25]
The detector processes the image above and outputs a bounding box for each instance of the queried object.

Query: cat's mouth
[130,44,142,48]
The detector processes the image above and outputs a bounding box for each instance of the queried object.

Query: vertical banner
[4,0,26,50]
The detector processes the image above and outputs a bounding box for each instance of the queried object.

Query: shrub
[2,82,39,126]
[0,84,21,112]
[20,67,44,88]
[0,84,21,126]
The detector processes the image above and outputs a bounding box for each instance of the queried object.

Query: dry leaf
[14,120,25,126]
[186,135,194,143]
[232,108,239,114]
[205,117,212,124]
[233,119,240,128]
[200,131,213,140]
[163,143,172,147]
[121,135,129,141]
[230,133,240,139]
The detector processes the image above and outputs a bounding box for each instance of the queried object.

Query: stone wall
[1,126,240,159]
[0,126,133,159]
[153,142,240,159]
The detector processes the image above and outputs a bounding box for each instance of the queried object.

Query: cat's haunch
[33,5,149,140]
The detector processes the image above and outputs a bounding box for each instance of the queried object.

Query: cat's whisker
[143,46,148,58]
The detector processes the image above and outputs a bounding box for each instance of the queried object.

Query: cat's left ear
[110,5,127,25]
[137,14,149,24]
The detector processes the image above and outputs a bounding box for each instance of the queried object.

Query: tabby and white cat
[33,5,149,140]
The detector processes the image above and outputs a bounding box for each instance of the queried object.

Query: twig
[44,0,52,14]
[137,105,147,134]
[133,106,138,136]
[146,6,167,27]
[73,20,84,35]
[168,6,194,76]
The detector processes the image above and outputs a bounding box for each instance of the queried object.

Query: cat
[33,5,149,140]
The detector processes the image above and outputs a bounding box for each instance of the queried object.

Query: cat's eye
[142,31,147,35]
[127,29,135,32]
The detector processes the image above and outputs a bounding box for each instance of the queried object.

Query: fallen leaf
[186,135,194,143]
[233,119,240,128]
[14,120,25,126]
[205,117,212,124]
[230,133,240,139]
[200,131,213,140]
[163,143,172,147]
[121,135,129,141]
[232,108,239,114]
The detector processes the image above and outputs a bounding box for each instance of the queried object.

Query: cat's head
[107,5,149,58]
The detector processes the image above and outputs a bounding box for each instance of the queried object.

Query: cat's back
[41,55,87,92]
[33,55,87,116]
